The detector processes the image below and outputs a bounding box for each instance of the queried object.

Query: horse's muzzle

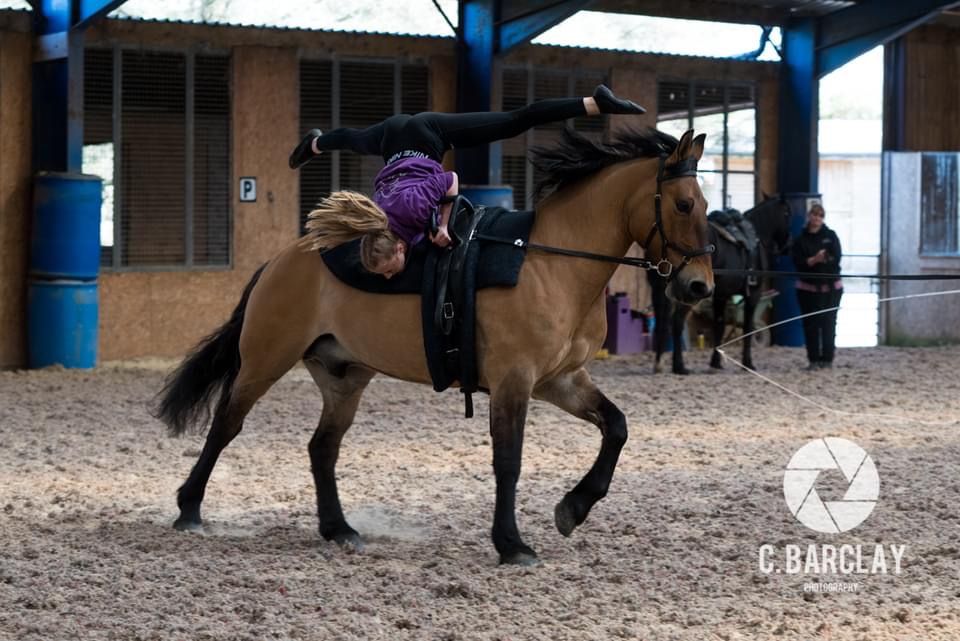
[668,275,714,304]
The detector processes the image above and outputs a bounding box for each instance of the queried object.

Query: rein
[713,268,960,281]
[474,154,715,280]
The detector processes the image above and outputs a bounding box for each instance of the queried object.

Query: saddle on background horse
[708,209,762,286]
[320,197,535,418]
[708,209,759,253]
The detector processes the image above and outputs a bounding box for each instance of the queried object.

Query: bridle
[641,155,716,280]
[474,153,715,281]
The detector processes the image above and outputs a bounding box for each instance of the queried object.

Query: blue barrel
[771,192,820,346]
[460,184,515,209]
[31,172,103,280]
[28,279,99,369]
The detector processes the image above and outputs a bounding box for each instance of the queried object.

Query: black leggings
[312,98,587,163]
[796,287,843,364]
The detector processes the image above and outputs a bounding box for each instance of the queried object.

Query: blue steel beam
[498,0,592,54]
[32,0,128,172]
[75,0,127,29]
[35,0,71,33]
[456,0,497,184]
[778,16,818,195]
[816,0,959,78]
[456,0,587,183]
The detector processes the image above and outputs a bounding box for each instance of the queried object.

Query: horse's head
[748,193,793,255]
[627,130,714,305]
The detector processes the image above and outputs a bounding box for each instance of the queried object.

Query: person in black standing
[792,203,843,370]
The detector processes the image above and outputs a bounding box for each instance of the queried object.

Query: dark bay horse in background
[649,196,791,374]
[155,129,714,565]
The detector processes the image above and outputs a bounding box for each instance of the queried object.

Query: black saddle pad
[321,207,535,292]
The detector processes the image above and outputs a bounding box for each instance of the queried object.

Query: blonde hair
[300,191,400,271]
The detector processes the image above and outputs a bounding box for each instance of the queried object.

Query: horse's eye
[677,198,693,214]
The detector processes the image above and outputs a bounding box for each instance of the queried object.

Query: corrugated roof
[105,14,456,39]
[527,39,779,62]
[98,15,777,62]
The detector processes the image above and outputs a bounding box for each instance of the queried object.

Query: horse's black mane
[530,127,679,201]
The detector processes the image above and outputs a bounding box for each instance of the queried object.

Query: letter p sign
[239,177,257,202]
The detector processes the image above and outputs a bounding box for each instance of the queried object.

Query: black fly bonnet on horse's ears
[660,156,699,182]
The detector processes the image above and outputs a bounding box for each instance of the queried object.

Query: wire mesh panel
[573,72,607,138]
[120,50,187,267]
[501,66,609,210]
[501,67,529,209]
[193,55,231,266]
[401,64,429,115]
[299,58,430,232]
[299,59,334,232]
[83,49,115,267]
[339,60,395,195]
[84,47,231,270]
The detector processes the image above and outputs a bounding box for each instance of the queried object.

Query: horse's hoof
[331,531,365,552]
[173,517,203,533]
[709,361,723,370]
[672,367,690,376]
[499,549,540,566]
[554,500,578,537]
[743,363,756,372]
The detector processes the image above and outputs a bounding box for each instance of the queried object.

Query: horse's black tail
[153,264,267,436]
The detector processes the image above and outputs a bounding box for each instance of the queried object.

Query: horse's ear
[761,190,770,201]
[689,133,706,162]
[666,130,694,165]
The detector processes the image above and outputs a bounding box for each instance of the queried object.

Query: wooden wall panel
[901,25,960,151]
[0,30,32,368]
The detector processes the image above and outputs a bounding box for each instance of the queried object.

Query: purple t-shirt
[374,156,455,246]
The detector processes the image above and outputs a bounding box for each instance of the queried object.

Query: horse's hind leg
[534,368,627,538]
[709,294,726,369]
[741,291,758,371]
[174,372,279,531]
[303,350,375,548]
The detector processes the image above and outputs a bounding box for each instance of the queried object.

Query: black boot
[593,84,646,115]
[289,128,323,169]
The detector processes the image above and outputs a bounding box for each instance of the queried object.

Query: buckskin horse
[649,196,792,374]
[155,128,714,565]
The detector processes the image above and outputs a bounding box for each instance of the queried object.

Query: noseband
[641,155,716,280]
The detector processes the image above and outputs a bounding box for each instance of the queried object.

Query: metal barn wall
[882,152,960,345]
[0,14,780,363]
[0,12,32,368]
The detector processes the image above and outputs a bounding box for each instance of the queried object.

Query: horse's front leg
[488,370,537,565]
[648,272,669,374]
[671,304,691,375]
[534,368,627,538]
[741,291,758,371]
[709,294,726,369]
